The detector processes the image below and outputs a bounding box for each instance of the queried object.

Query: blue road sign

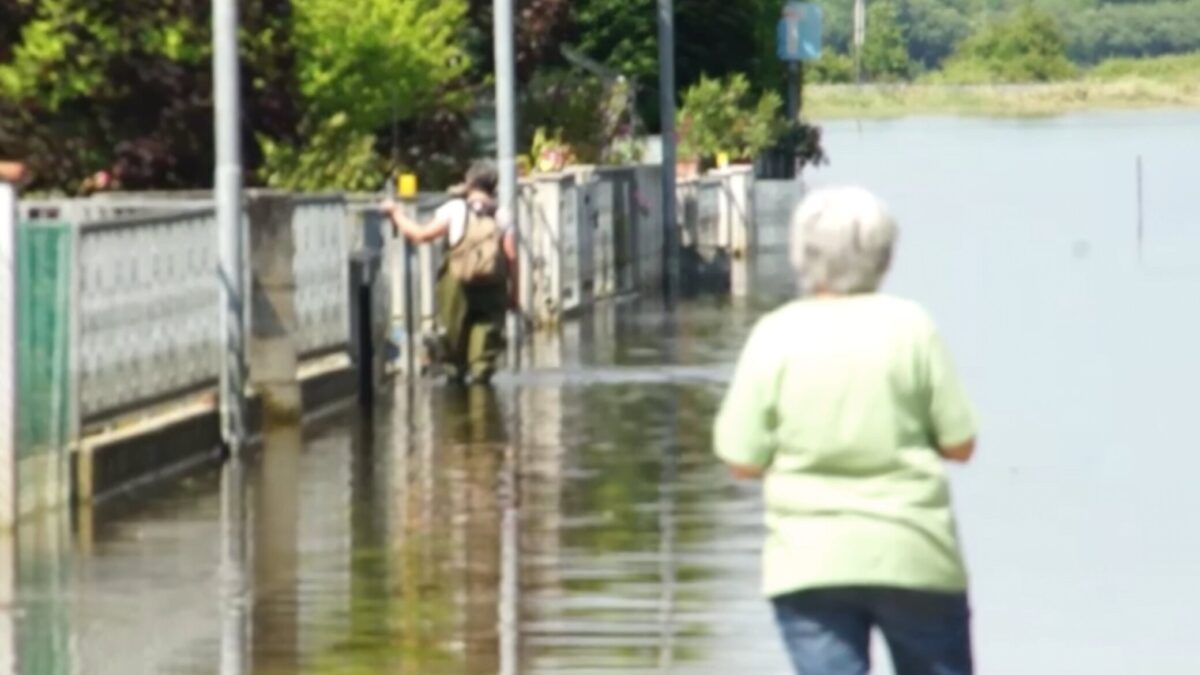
[777,2,822,62]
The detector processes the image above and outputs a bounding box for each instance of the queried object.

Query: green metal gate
[16,221,72,459]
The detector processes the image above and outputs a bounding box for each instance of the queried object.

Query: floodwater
[7,109,1200,674]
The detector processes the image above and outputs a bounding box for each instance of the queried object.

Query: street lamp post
[657,0,680,297]
[213,0,247,453]
[494,0,529,360]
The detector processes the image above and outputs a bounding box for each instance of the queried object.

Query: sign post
[777,2,823,121]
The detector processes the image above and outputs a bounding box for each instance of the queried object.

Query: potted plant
[777,119,828,171]
[529,127,576,174]
[676,114,702,179]
[677,74,784,173]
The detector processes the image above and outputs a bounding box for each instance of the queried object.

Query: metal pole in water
[214,0,247,453]
[494,0,526,361]
[658,0,680,297]
[218,460,249,675]
[498,442,520,675]
[1136,155,1144,260]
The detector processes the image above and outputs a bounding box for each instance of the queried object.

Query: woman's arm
[713,319,780,480]
[923,320,978,464]
[381,200,449,244]
[728,464,766,480]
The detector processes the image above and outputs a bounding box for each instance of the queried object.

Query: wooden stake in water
[1136,155,1144,260]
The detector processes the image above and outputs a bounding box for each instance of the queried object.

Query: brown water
[4,252,795,675]
[8,109,1200,674]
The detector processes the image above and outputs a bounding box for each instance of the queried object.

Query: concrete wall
[675,166,757,296]
[752,178,805,251]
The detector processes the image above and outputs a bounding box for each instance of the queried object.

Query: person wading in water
[381,162,516,384]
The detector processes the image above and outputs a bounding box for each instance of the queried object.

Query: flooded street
[8,252,796,675]
[8,109,1200,674]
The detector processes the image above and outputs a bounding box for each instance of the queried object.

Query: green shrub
[1088,52,1200,82]
[810,51,856,84]
[259,113,385,192]
[940,5,1076,83]
[677,74,783,161]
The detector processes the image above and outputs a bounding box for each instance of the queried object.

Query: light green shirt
[714,294,976,598]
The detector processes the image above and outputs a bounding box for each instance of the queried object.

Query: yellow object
[716,152,730,168]
[397,173,418,198]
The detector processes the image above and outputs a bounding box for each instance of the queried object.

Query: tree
[259,112,385,192]
[465,0,573,82]
[810,51,856,83]
[292,0,470,137]
[898,0,972,69]
[1060,1,1200,64]
[862,0,913,81]
[677,74,782,161]
[941,5,1076,82]
[0,0,299,192]
[573,0,770,131]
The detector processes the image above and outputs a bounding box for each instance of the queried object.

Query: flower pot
[676,159,700,180]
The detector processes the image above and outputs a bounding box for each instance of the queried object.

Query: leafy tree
[520,70,637,164]
[1060,1,1200,63]
[292,0,470,137]
[809,50,856,83]
[466,0,573,81]
[811,0,853,55]
[862,0,913,81]
[259,113,385,192]
[941,5,1076,82]
[573,0,770,130]
[0,0,298,192]
[677,74,782,161]
[898,0,972,69]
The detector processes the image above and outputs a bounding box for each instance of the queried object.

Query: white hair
[789,186,897,295]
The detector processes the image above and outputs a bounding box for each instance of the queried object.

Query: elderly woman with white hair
[714,187,977,675]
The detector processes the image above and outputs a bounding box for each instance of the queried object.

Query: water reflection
[219,459,249,675]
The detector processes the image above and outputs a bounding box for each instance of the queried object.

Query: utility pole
[494,3,522,654]
[853,0,866,85]
[213,0,247,453]
[494,0,527,352]
[657,0,680,296]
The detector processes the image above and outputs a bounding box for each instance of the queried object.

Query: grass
[804,52,1200,119]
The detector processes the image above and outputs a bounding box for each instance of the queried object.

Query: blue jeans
[772,587,973,675]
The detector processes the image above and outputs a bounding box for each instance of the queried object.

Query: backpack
[446,199,505,285]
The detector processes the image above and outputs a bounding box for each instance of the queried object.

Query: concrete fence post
[246,191,300,425]
[387,202,418,377]
[0,180,17,529]
[724,167,755,260]
[417,240,437,339]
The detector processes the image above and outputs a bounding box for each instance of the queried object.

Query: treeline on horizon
[818,0,1200,70]
[1,0,1196,193]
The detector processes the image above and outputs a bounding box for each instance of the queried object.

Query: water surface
[8,109,1200,674]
